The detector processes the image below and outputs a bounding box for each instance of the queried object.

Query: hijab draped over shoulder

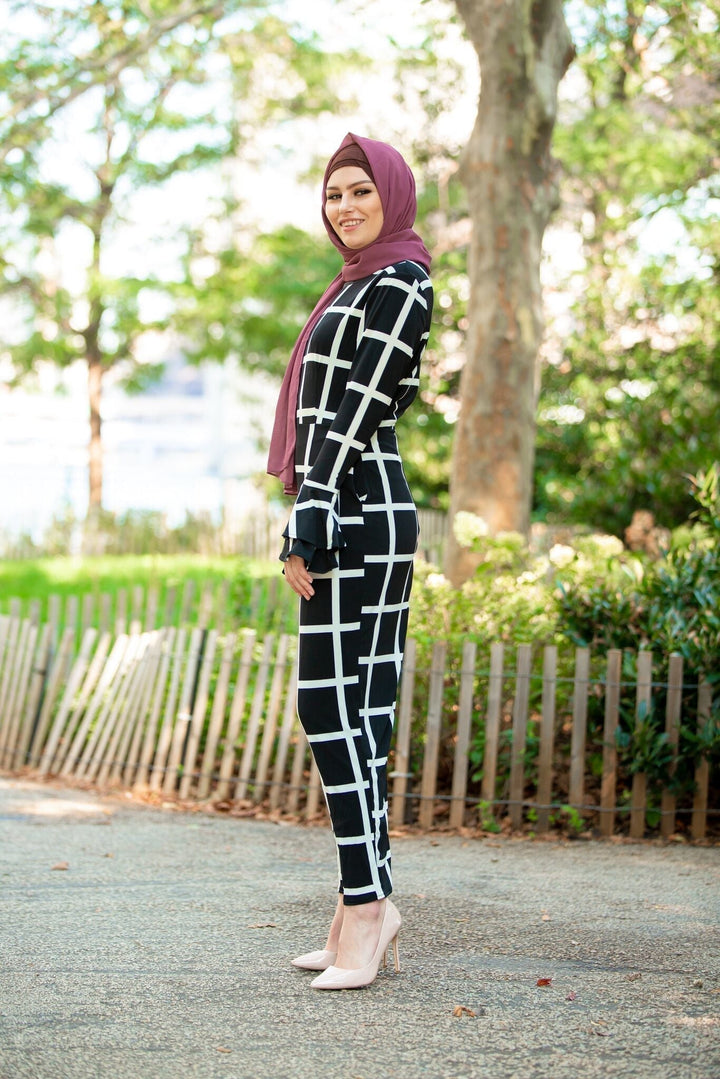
[267,132,431,495]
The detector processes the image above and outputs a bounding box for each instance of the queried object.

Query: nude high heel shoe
[310,900,401,990]
[291,949,337,971]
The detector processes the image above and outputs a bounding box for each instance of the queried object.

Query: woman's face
[325,166,384,249]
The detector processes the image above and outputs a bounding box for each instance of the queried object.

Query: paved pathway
[1,776,718,1079]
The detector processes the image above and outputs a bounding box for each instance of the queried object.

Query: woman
[267,132,433,990]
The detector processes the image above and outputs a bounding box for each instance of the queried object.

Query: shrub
[409,470,720,822]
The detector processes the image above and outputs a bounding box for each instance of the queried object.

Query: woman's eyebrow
[325,179,375,192]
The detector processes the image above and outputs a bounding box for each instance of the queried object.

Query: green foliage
[536,0,720,535]
[0,552,293,638]
[0,0,361,510]
[176,225,341,378]
[556,463,720,801]
[558,465,720,671]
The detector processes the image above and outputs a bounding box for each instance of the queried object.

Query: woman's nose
[339,190,354,212]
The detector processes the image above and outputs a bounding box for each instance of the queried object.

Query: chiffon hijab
[267,132,431,495]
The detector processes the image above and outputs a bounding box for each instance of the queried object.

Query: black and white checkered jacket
[282,260,433,573]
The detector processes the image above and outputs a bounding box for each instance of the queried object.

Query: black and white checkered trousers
[281,261,433,904]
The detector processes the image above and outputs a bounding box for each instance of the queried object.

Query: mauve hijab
[267,132,431,495]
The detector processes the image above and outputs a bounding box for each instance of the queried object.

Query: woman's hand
[284,553,315,601]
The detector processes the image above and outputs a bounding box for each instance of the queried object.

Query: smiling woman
[267,132,433,992]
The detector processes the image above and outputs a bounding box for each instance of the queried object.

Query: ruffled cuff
[280,494,346,574]
[280,535,316,566]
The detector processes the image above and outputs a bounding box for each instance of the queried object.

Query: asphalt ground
[1,775,718,1079]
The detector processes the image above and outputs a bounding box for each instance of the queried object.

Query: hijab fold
[267,132,431,495]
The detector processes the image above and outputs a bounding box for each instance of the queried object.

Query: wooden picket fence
[0,609,715,839]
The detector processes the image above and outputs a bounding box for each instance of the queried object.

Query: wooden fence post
[54,631,112,775]
[630,650,653,839]
[163,627,204,793]
[253,634,291,803]
[0,616,20,735]
[660,653,683,838]
[536,645,557,834]
[287,727,309,816]
[0,618,30,767]
[115,589,127,635]
[149,627,185,790]
[179,629,218,798]
[449,640,476,829]
[58,634,125,777]
[270,654,299,813]
[37,628,98,775]
[134,627,175,790]
[215,630,256,801]
[691,677,712,841]
[81,593,94,634]
[16,624,52,768]
[122,630,165,789]
[0,621,38,770]
[96,634,150,786]
[99,593,112,633]
[235,634,275,801]
[196,631,237,800]
[418,641,447,830]
[508,644,532,830]
[480,642,504,820]
[568,647,590,814]
[600,649,622,837]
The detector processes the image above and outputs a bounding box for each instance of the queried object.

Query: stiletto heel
[291,949,337,971]
[310,900,402,990]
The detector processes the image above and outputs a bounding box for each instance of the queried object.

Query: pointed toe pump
[291,949,337,971]
[310,900,401,991]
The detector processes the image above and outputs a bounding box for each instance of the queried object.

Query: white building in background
[0,353,278,546]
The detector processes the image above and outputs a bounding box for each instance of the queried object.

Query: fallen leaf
[452,1005,477,1018]
[216,1047,231,1053]
[625,972,642,982]
[51,861,69,871]
[541,913,552,922]
[103,853,114,859]
[590,1022,611,1037]
[566,991,577,1001]
[537,977,553,987]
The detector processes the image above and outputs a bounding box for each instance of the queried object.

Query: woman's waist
[297,419,398,446]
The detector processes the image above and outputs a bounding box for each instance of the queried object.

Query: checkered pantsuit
[281,261,433,905]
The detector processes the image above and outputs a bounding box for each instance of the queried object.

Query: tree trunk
[87,354,103,515]
[444,0,574,585]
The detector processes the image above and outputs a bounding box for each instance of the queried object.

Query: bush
[555,464,720,807]
[410,467,720,819]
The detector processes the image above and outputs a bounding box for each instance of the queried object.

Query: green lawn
[0,554,297,635]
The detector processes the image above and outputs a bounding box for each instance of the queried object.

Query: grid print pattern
[283,260,433,904]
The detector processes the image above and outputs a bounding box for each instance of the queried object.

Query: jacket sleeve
[281,269,430,574]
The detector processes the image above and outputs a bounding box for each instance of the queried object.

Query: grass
[0,554,297,635]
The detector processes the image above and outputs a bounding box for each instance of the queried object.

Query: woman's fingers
[284,553,315,600]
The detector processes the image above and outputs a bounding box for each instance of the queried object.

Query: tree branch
[1,0,228,161]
